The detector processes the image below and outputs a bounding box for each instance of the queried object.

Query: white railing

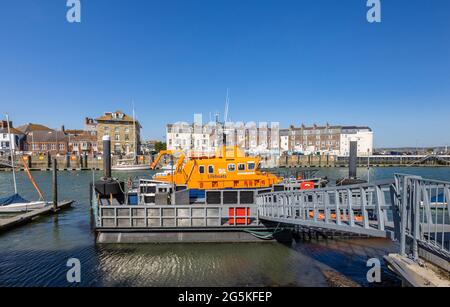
[393,174,450,261]
[256,180,395,238]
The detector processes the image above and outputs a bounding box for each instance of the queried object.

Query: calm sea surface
[1,167,449,287]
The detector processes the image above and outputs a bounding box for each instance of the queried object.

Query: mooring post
[103,135,111,179]
[349,141,357,179]
[52,158,58,211]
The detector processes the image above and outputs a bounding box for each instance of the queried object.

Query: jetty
[0,200,74,232]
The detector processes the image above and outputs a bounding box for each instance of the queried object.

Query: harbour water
[1,167,449,287]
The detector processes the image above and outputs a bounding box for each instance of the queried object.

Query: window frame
[247,162,255,171]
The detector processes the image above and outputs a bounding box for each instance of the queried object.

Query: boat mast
[5,114,17,194]
[132,101,137,159]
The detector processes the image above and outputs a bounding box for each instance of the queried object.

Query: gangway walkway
[256,174,450,285]
[257,179,396,238]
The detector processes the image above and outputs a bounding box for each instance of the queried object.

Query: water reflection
[2,167,448,287]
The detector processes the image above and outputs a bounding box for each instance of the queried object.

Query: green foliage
[154,141,167,153]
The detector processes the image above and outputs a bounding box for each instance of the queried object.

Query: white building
[0,121,24,155]
[166,119,280,166]
[280,129,289,152]
[339,126,373,157]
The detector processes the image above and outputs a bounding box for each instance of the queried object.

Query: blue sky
[0,0,449,147]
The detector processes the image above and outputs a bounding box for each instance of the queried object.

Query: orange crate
[229,207,250,225]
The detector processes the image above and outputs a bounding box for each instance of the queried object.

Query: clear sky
[0,0,449,147]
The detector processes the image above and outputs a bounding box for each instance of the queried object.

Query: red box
[300,181,315,190]
[229,207,250,225]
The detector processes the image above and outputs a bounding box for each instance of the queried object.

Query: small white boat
[111,104,151,172]
[0,194,50,213]
[112,164,151,171]
[1,114,49,213]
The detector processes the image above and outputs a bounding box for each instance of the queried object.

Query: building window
[59,144,65,150]
[115,134,120,141]
[114,144,121,153]
[125,134,129,141]
[228,164,236,172]
[238,163,245,171]
[208,165,214,174]
[199,165,205,174]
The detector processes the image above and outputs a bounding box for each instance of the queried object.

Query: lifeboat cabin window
[228,164,236,172]
[238,163,245,171]
[248,162,255,171]
[208,165,214,174]
[199,165,205,174]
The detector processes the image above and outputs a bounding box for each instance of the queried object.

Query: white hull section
[0,201,50,213]
[112,165,151,171]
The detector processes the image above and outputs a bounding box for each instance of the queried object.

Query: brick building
[280,124,373,156]
[95,111,141,155]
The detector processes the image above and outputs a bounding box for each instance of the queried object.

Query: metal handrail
[393,174,450,261]
[256,180,394,238]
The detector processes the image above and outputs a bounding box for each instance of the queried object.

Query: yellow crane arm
[150,150,184,170]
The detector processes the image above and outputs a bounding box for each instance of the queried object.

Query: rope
[243,223,283,240]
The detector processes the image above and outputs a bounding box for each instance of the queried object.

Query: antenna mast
[224,88,230,123]
[5,114,17,194]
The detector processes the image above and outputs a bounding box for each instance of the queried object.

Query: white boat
[111,104,150,172]
[112,164,151,171]
[0,195,50,213]
[0,114,49,213]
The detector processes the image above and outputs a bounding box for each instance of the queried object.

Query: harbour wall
[0,154,153,171]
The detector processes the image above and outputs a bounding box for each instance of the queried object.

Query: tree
[154,141,167,153]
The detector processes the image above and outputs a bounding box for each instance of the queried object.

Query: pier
[279,154,450,168]
[256,174,450,286]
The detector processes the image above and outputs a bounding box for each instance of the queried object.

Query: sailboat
[112,104,150,172]
[0,114,51,213]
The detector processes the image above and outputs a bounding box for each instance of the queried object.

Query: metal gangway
[256,174,450,264]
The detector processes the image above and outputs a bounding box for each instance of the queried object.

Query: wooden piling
[52,158,58,211]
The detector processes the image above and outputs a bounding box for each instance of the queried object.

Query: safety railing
[393,174,450,261]
[97,204,259,229]
[256,179,395,238]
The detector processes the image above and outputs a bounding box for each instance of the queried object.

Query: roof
[96,111,141,128]
[16,123,52,134]
[0,127,24,135]
[27,130,68,143]
[279,129,290,136]
[64,129,85,136]
[341,126,372,131]
[70,133,97,142]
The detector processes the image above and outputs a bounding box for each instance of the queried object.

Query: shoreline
[1,165,450,172]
